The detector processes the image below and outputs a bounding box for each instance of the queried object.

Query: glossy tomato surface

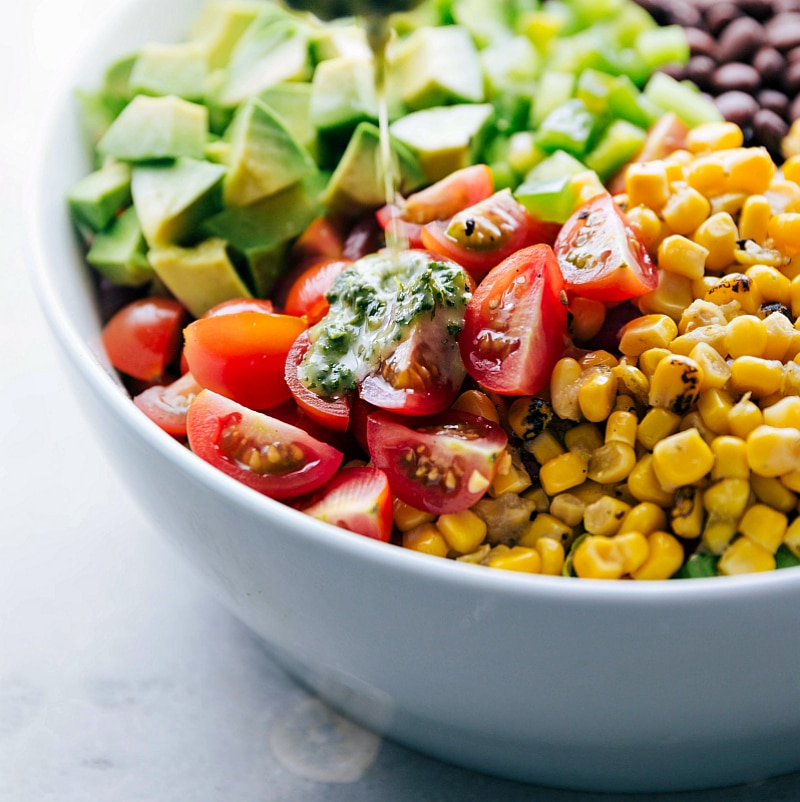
[133,370,203,437]
[283,259,351,324]
[186,389,343,499]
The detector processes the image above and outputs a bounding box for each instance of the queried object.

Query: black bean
[753,108,790,155]
[787,45,800,64]
[782,58,800,95]
[758,89,790,119]
[765,12,800,51]
[711,62,762,93]
[703,3,741,36]
[685,26,719,59]
[774,0,800,13]
[739,0,776,20]
[718,16,766,63]
[686,55,717,90]
[753,47,787,87]
[715,90,761,126]
[790,94,800,120]
[666,0,703,27]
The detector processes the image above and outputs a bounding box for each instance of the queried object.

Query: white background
[2,1,800,799]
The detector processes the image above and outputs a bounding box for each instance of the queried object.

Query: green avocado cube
[86,206,153,286]
[481,36,540,93]
[97,94,209,162]
[102,53,137,115]
[310,56,378,137]
[68,161,132,232]
[258,82,318,159]
[389,103,495,183]
[222,97,317,207]
[310,23,371,62]
[188,0,264,69]
[132,156,226,246]
[128,42,209,102]
[148,237,251,317]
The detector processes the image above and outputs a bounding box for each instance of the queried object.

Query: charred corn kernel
[658,235,709,281]
[750,473,797,513]
[569,296,606,343]
[669,325,728,357]
[679,298,731,332]
[507,397,553,441]
[686,121,744,153]
[519,512,573,548]
[626,204,664,252]
[627,454,675,506]
[489,457,532,497]
[648,354,703,415]
[689,342,731,389]
[692,275,720,300]
[535,537,565,575]
[564,423,604,457]
[679,410,716,445]
[578,370,616,423]
[693,212,739,272]
[619,315,678,357]
[626,161,670,211]
[661,186,712,236]
[703,477,751,519]
[637,407,682,450]
[393,498,436,532]
[686,154,727,196]
[729,356,784,397]
[451,389,500,423]
[783,154,800,185]
[639,347,671,380]
[632,531,685,580]
[728,397,763,439]
[739,195,772,243]
[612,363,650,405]
[761,311,794,361]
[487,544,541,573]
[763,396,800,428]
[784,517,800,557]
[403,523,449,557]
[436,509,488,554]
[737,241,790,270]
[767,213,800,257]
[725,315,767,359]
[706,276,763,318]
[697,387,734,435]
[527,430,565,464]
[539,451,588,495]
[703,517,739,554]
[638,270,695,321]
[456,543,491,564]
[572,532,649,579]
[618,501,667,535]
[670,487,704,538]
[746,425,800,477]
[718,535,776,574]
[652,428,715,489]
[746,264,791,305]
[583,495,632,536]
[548,493,587,528]
[550,357,583,422]
[710,436,750,480]
[605,410,638,447]
[587,441,637,484]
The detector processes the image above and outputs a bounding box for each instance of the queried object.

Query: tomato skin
[554,193,657,302]
[204,297,275,317]
[133,371,203,437]
[366,409,508,515]
[102,297,186,381]
[186,389,343,499]
[288,214,346,271]
[297,466,393,542]
[183,311,306,410]
[283,259,352,324]
[460,244,568,396]
[285,331,351,432]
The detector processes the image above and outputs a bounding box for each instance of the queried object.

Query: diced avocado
[258,82,318,160]
[68,161,132,232]
[481,36,540,93]
[584,119,646,181]
[320,122,426,217]
[202,172,325,296]
[530,70,574,128]
[132,156,226,246]
[102,53,137,115]
[450,0,513,47]
[389,103,494,183]
[391,25,484,111]
[128,42,209,102]
[86,206,153,286]
[148,237,251,317]
[188,0,264,69]
[97,95,208,162]
[310,22,371,62]
[222,97,317,206]
[74,90,117,164]
[514,149,586,223]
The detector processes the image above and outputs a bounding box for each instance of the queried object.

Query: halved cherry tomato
[102,297,186,381]
[186,389,343,499]
[342,214,384,260]
[288,214,346,271]
[283,259,352,324]
[554,193,657,302]
[297,466,393,542]
[183,311,306,410]
[204,297,275,317]
[460,244,568,396]
[285,331,351,432]
[133,371,203,437]
[366,409,508,515]
[420,189,559,281]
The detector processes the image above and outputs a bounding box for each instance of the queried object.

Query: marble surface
[3,1,800,799]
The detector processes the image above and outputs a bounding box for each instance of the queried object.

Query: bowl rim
[24,0,800,608]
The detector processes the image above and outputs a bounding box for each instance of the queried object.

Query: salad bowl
[26,0,800,792]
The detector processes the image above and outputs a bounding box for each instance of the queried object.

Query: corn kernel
[750,474,796,514]
[703,477,750,518]
[618,314,678,356]
[625,204,664,253]
[690,342,731,389]
[783,517,800,557]
[763,396,800,429]
[746,264,791,306]
[727,148,776,194]
[583,494,632,536]
[725,315,767,359]
[692,275,720,299]
[729,356,784,397]
[652,428,715,489]
[710,436,750,480]
[693,212,739,272]
[578,369,617,423]
[456,543,491,564]
[718,535,776,574]
[638,347,672,380]
[520,510,574,547]
[670,487,704,539]
[661,186,711,235]
[705,272,762,314]
[747,425,800,477]
[579,350,619,369]
[489,456,532,497]
[768,213,800,257]
[569,296,606,343]
[535,537,565,575]
[618,501,667,535]
[680,410,716,446]
[587,441,637,484]
[612,363,649,404]
[697,387,734,435]
[631,531,685,579]
[572,532,649,579]
[393,498,436,532]
[487,545,542,573]
[605,410,638,447]
[670,325,728,357]
[738,195,772,243]
[548,493,587,528]
[648,354,703,415]
[626,161,670,211]
[765,177,800,212]
[638,270,694,321]
[686,154,728,197]
[780,469,800,493]
[550,357,583,422]
[686,121,743,153]
[539,451,588,495]
[403,523,449,557]
[761,311,794,361]
[658,235,709,280]
[451,389,501,423]
[436,509,487,554]
[783,154,800,186]
[527,430,565,464]
[728,397,764,439]
[564,422,604,457]
[637,407,682,450]
[627,454,675,506]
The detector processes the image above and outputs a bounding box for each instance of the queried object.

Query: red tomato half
[285,331,351,432]
[133,371,203,437]
[283,259,352,324]
[186,389,343,499]
[554,193,657,302]
[298,466,393,542]
[460,244,568,396]
[288,214,346,270]
[183,311,306,410]
[102,297,186,381]
[367,409,508,514]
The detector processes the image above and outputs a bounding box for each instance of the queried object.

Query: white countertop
[3,1,800,799]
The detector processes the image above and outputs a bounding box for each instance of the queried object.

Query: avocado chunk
[86,206,153,286]
[320,122,425,217]
[188,0,264,69]
[222,96,317,206]
[389,103,494,183]
[310,56,377,136]
[390,25,484,111]
[75,90,116,160]
[132,156,226,246]
[258,82,318,160]
[148,237,251,317]
[102,53,137,115]
[128,42,209,102]
[68,161,132,232]
[310,22,371,62]
[97,94,209,162]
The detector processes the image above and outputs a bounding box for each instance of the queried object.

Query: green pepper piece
[535,98,598,158]
[675,553,719,579]
[775,545,800,570]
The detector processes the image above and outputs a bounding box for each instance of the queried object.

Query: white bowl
[26,0,800,792]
